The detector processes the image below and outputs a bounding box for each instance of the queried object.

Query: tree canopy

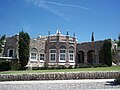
[0,35,5,53]
[99,39,112,67]
[118,33,120,47]
[18,31,30,69]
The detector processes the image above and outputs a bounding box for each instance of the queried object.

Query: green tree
[91,32,94,42]
[19,31,30,69]
[103,39,112,66]
[118,33,120,47]
[0,35,5,53]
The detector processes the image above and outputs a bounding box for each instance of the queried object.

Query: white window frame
[30,52,37,61]
[49,49,56,62]
[69,50,74,62]
[39,53,45,62]
[7,49,14,57]
[59,49,66,62]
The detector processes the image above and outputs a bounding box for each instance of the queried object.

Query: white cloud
[25,0,89,21]
[44,0,89,10]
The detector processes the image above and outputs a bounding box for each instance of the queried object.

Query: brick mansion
[0,30,117,68]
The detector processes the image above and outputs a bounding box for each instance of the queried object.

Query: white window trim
[7,49,15,57]
[59,49,66,62]
[69,50,75,62]
[30,52,37,61]
[49,49,56,62]
[69,53,75,62]
[39,53,45,62]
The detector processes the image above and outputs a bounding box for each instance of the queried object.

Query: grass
[0,66,120,74]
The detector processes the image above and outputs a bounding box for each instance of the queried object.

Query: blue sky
[0,0,120,42]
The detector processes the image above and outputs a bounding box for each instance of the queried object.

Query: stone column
[45,37,50,67]
[65,45,69,67]
[56,47,59,66]
[95,52,99,64]
[66,36,69,66]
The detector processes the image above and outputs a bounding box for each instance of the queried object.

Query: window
[59,49,66,61]
[40,54,44,61]
[50,49,56,53]
[69,50,74,61]
[60,54,65,60]
[31,53,37,60]
[70,54,74,60]
[51,54,55,60]
[30,48,37,61]
[49,49,56,62]
[8,49,14,57]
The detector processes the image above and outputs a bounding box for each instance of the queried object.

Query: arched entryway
[87,50,95,64]
[78,51,84,63]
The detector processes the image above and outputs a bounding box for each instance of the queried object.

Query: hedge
[0,60,11,71]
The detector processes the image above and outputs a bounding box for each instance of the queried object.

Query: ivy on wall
[99,39,112,67]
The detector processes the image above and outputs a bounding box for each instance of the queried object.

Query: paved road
[0,79,120,90]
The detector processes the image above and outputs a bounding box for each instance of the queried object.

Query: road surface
[0,79,120,90]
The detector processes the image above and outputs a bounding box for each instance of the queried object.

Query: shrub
[0,60,11,71]
[32,67,39,70]
[68,65,74,69]
[92,64,108,68]
[31,65,73,70]
[78,64,92,68]
[11,63,21,70]
[56,65,66,69]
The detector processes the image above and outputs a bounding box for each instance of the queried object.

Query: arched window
[69,46,74,62]
[39,49,45,61]
[49,46,56,62]
[59,46,66,62]
[30,48,37,61]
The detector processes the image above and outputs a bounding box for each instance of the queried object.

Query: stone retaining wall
[0,71,120,81]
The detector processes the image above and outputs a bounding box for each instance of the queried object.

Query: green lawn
[0,66,120,74]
